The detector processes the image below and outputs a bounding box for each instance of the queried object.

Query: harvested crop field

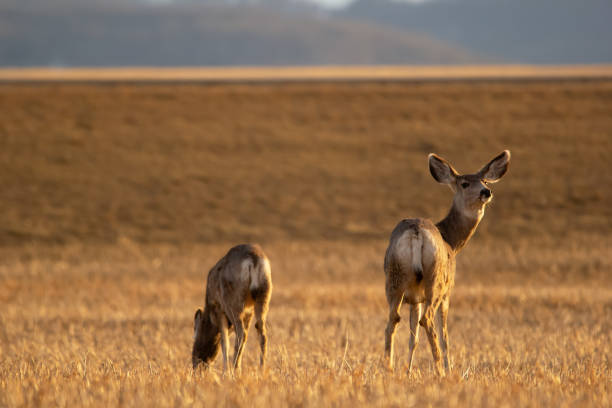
[0,78,610,407]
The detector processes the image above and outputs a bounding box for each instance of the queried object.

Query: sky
[304,0,431,10]
[146,0,432,11]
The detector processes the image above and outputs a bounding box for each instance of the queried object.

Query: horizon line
[2,64,612,83]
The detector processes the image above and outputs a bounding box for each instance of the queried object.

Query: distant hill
[0,1,477,67]
[339,0,612,64]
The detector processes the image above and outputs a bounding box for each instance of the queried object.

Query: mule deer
[192,244,272,373]
[384,151,510,376]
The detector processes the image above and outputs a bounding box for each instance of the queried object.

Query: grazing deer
[192,244,272,373]
[384,151,510,376]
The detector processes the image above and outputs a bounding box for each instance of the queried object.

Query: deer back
[206,244,271,315]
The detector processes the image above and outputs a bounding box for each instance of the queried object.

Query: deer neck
[436,197,484,253]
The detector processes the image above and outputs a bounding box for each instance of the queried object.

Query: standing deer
[192,244,272,373]
[384,150,510,376]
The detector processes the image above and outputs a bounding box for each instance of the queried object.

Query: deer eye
[461,182,469,189]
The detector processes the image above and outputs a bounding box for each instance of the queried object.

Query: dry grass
[0,79,611,406]
[0,242,610,407]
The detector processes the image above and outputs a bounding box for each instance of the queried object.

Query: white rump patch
[394,232,412,265]
[394,229,423,274]
[242,257,270,291]
[252,257,270,291]
[421,229,438,267]
[241,259,253,284]
[410,232,423,273]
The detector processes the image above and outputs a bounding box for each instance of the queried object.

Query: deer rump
[385,219,452,305]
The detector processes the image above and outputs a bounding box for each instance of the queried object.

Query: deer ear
[193,309,203,340]
[194,309,202,323]
[478,150,511,183]
[428,153,459,185]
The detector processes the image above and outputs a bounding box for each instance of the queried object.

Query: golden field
[0,78,611,406]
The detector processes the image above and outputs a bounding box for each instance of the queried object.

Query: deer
[383,150,510,376]
[192,244,272,374]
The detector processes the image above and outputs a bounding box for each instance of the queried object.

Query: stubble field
[0,78,611,406]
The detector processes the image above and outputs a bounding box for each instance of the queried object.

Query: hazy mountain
[338,0,612,64]
[0,1,477,67]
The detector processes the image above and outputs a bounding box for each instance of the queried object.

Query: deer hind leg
[420,299,444,376]
[254,296,269,368]
[384,284,405,371]
[437,296,451,372]
[407,302,423,374]
[244,311,253,331]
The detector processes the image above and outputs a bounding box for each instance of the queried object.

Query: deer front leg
[219,314,231,375]
[407,303,423,374]
[437,296,451,373]
[384,285,404,371]
[420,300,444,377]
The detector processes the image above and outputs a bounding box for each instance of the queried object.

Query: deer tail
[410,230,424,283]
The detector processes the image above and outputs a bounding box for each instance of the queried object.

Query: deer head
[429,150,511,219]
[192,308,221,369]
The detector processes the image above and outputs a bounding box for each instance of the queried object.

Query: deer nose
[481,188,491,198]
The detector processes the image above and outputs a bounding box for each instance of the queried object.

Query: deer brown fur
[192,244,272,373]
[384,151,510,376]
